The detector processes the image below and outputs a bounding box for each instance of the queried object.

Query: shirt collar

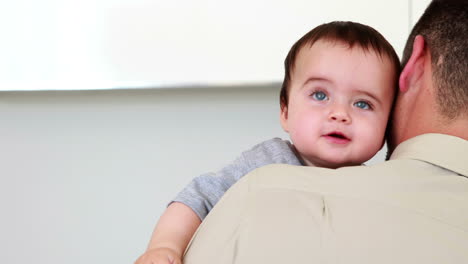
[389,133,468,177]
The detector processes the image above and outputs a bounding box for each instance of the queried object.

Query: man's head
[388,0,468,153]
[279,22,400,168]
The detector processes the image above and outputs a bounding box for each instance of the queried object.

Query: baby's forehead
[295,39,397,74]
[292,40,398,96]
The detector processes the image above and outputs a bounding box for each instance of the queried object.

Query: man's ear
[279,104,289,132]
[399,35,426,93]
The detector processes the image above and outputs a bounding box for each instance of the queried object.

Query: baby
[136,21,401,264]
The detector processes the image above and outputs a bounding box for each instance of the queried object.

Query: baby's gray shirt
[171,138,302,220]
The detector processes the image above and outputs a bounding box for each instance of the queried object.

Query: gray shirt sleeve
[171,138,302,220]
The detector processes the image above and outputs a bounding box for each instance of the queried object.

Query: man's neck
[437,116,468,141]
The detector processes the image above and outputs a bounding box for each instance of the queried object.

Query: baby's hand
[135,247,182,264]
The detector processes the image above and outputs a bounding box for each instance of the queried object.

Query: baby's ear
[280,104,289,132]
[399,35,426,93]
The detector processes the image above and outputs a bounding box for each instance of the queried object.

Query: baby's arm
[172,138,302,220]
[135,138,301,264]
[135,202,200,264]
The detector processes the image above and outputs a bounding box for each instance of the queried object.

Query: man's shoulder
[240,163,341,192]
[249,163,376,179]
[239,161,413,194]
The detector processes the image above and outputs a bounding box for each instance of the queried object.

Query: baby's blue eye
[312,91,328,101]
[354,101,371,110]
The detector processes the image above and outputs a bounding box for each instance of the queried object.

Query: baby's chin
[301,155,363,169]
[322,161,362,169]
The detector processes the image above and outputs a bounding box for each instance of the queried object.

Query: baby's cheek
[289,120,316,147]
[359,119,386,150]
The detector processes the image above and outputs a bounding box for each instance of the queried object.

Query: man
[183,1,468,263]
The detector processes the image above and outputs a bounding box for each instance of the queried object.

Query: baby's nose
[329,110,351,124]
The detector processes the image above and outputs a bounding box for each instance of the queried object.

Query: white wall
[1,0,409,90]
[0,86,288,264]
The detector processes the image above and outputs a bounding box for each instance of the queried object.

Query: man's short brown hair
[402,0,468,120]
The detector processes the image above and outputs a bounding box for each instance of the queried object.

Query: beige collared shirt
[184,133,468,264]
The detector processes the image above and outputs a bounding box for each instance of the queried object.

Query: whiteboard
[1,0,408,91]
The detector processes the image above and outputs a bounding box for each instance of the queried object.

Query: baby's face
[280,40,396,168]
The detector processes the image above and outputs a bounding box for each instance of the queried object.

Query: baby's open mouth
[326,132,349,140]
[324,132,351,144]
